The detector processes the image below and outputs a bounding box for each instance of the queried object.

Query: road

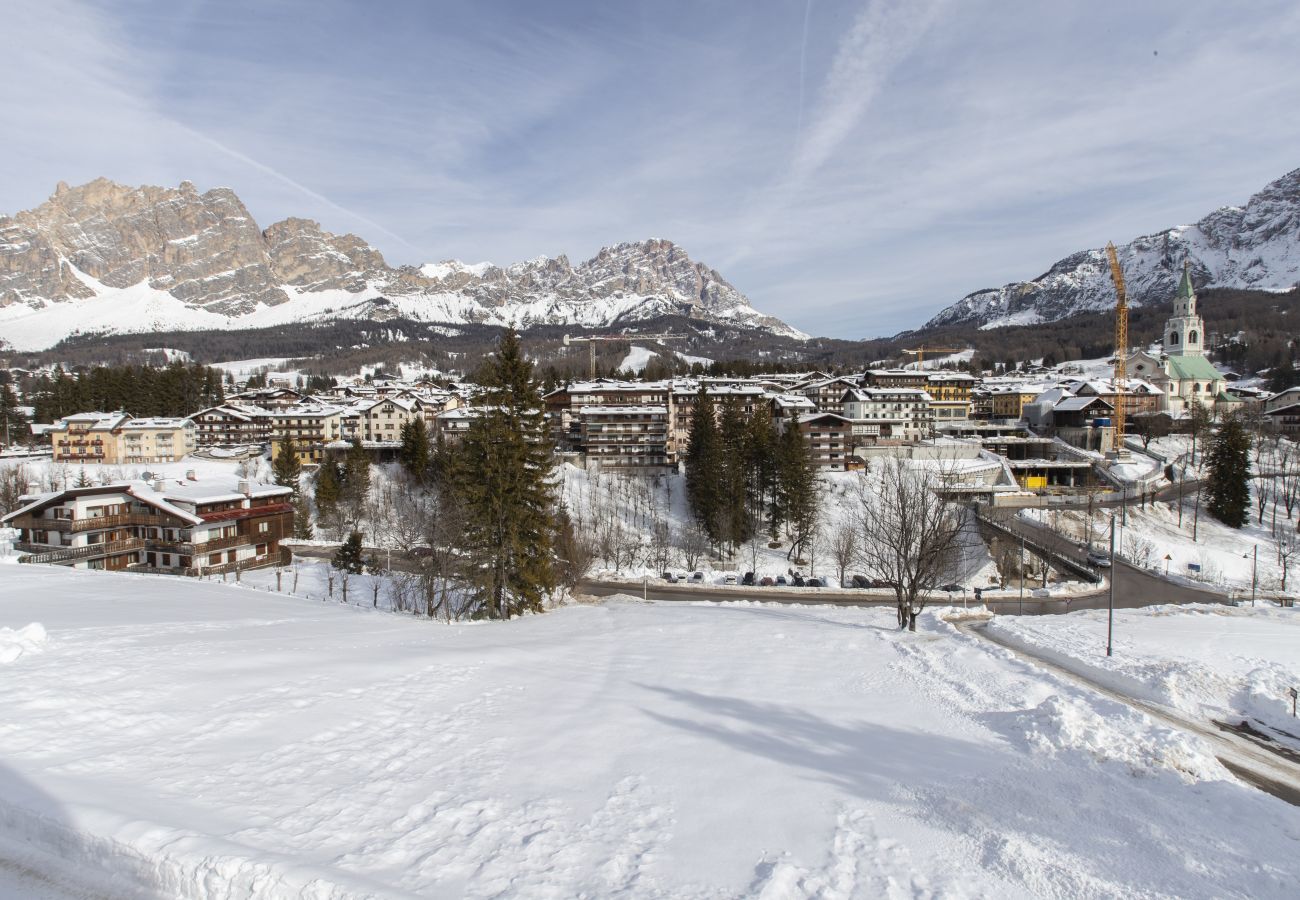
[581,564,1225,616]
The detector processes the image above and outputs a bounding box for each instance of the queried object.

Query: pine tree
[449,328,557,618]
[684,387,723,543]
[314,458,342,519]
[1206,414,1251,528]
[340,439,372,521]
[332,531,365,574]
[273,438,303,494]
[398,418,432,483]
[776,422,818,561]
[292,491,314,540]
[717,397,752,551]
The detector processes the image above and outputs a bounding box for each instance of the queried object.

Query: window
[1189,330,1198,344]
[1169,332,1179,345]
[258,522,269,533]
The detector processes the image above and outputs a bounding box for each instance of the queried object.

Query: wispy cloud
[3,1,1299,339]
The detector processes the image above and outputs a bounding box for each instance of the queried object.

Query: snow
[619,344,658,374]
[1,566,1299,897]
[674,350,713,366]
[0,622,45,663]
[986,603,1300,751]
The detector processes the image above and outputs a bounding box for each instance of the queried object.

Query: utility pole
[1251,545,1258,607]
[1019,534,1025,615]
[1107,513,1116,657]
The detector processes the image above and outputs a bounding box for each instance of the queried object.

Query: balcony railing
[9,512,176,533]
[17,538,145,565]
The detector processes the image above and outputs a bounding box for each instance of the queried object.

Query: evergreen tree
[449,328,557,618]
[292,491,314,540]
[717,397,752,551]
[398,418,432,483]
[1206,414,1251,528]
[775,422,818,561]
[340,439,372,519]
[684,387,723,543]
[272,438,303,494]
[314,458,342,519]
[332,531,365,574]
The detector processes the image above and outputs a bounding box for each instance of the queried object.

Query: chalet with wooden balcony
[3,475,293,576]
[189,403,274,447]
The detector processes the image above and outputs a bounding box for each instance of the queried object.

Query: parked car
[775,575,789,586]
[792,574,806,587]
[1087,551,1112,568]
[941,583,963,593]
[850,574,871,589]
[759,576,775,586]
[805,577,823,588]
[663,572,678,584]
[689,571,705,582]
[723,574,738,585]
[742,571,755,586]
[868,578,897,589]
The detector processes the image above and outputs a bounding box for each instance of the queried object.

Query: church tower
[1163,261,1204,357]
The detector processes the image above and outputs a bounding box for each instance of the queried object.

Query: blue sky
[5,1,1300,338]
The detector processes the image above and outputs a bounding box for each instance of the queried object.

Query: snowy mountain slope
[926,167,1300,329]
[0,180,806,349]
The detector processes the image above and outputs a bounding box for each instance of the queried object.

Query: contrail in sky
[176,123,425,257]
[796,0,814,144]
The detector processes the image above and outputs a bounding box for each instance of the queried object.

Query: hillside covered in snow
[0,179,805,350]
[2,564,1298,897]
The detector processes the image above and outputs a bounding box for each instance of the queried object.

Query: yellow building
[50,412,196,464]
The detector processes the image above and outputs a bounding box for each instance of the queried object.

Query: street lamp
[1242,546,1257,607]
[1107,513,1116,657]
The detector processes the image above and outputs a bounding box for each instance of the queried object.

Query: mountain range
[925,167,1300,330]
[0,178,805,351]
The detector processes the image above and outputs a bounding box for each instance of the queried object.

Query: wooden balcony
[16,538,145,565]
[10,512,174,533]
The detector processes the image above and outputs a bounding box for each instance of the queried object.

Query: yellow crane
[902,346,968,370]
[1104,241,1128,450]
[563,332,689,379]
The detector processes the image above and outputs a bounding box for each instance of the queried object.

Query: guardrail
[972,510,1101,584]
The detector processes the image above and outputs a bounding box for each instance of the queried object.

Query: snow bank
[0,623,45,663]
[987,604,1300,744]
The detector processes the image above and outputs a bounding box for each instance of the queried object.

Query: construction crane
[1105,241,1129,451]
[902,346,968,370]
[563,332,689,379]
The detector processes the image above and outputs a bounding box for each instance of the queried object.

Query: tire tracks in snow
[955,619,1300,806]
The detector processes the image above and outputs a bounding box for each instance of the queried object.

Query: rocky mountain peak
[925,167,1300,330]
[0,179,805,348]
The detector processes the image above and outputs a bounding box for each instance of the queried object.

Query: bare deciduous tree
[677,522,709,571]
[856,460,962,631]
[830,525,858,588]
[0,463,30,516]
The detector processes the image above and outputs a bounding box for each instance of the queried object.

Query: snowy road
[2,566,1298,897]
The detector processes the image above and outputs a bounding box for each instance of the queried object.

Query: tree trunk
[908,611,918,632]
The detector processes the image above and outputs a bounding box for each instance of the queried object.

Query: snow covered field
[1,566,1298,898]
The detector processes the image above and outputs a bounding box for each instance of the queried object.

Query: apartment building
[575,405,672,471]
[189,403,274,447]
[925,373,975,422]
[840,387,934,444]
[359,395,424,443]
[3,475,293,576]
[268,405,345,464]
[50,412,196,464]
[790,412,853,470]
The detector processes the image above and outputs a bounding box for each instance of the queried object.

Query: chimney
[186,469,197,481]
[238,480,251,497]
[152,478,165,493]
